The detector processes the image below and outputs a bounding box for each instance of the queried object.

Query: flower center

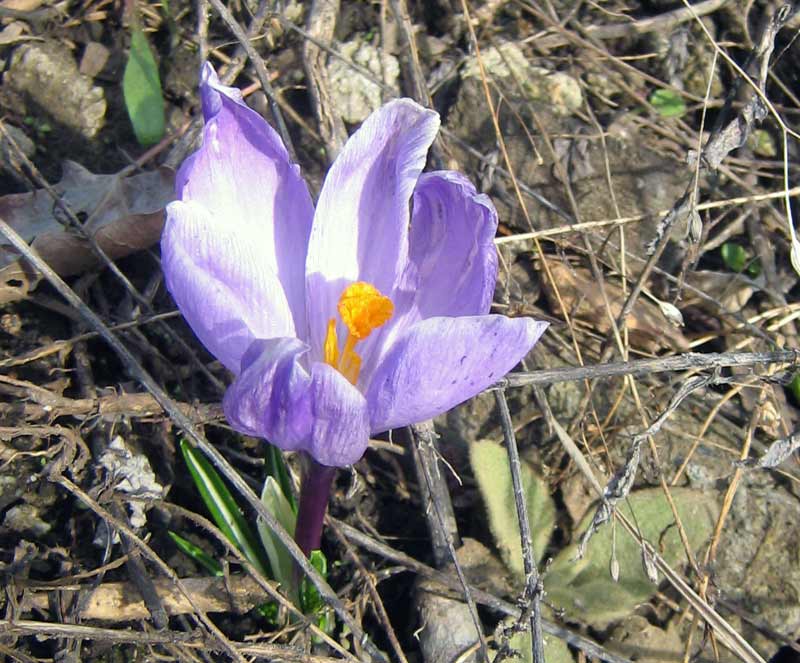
[324,282,393,385]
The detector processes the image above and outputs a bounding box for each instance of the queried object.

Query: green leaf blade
[180,439,271,578]
[720,242,749,272]
[257,476,297,595]
[168,530,223,576]
[649,89,686,118]
[123,26,165,146]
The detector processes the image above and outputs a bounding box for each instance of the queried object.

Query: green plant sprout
[721,242,762,278]
[123,2,166,146]
[171,439,331,628]
[649,89,687,118]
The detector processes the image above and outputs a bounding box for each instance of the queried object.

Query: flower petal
[177,63,314,335]
[366,315,548,431]
[306,362,371,467]
[305,99,440,360]
[224,339,371,467]
[405,171,498,318]
[360,171,499,384]
[162,200,295,373]
[222,338,313,445]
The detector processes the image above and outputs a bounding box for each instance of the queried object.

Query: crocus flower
[162,63,547,553]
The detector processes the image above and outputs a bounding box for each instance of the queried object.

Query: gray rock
[715,476,800,657]
[4,503,51,536]
[327,39,399,124]
[0,122,34,178]
[6,42,106,139]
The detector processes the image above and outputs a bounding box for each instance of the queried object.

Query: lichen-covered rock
[461,42,583,115]
[327,39,399,124]
[6,43,106,139]
[715,474,800,657]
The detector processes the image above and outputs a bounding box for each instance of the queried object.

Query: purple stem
[294,455,335,557]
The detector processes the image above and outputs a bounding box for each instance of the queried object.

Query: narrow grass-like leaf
[168,530,223,576]
[257,476,297,597]
[649,89,686,118]
[470,440,556,576]
[123,25,165,146]
[180,438,270,578]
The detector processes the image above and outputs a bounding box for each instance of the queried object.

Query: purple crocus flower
[162,63,547,554]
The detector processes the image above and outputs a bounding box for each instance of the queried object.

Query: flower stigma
[324,282,393,385]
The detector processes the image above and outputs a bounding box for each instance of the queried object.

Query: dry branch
[501,349,799,388]
[0,619,341,662]
[24,575,267,621]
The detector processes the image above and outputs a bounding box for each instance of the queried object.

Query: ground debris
[0,162,173,302]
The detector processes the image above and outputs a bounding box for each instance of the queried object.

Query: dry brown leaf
[0,0,44,11]
[0,161,174,303]
[0,21,39,46]
[541,260,690,353]
[683,269,757,315]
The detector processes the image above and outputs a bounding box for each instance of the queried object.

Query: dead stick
[499,349,799,388]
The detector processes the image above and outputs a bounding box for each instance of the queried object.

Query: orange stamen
[322,282,393,385]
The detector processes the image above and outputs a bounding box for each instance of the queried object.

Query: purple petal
[162,200,296,373]
[306,362,371,466]
[222,338,313,444]
[405,171,498,318]
[360,171,499,385]
[176,63,314,336]
[224,339,371,467]
[366,315,548,432]
[305,99,440,363]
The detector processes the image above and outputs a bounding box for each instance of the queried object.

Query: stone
[327,38,399,124]
[5,42,106,139]
[79,41,110,79]
[4,503,51,536]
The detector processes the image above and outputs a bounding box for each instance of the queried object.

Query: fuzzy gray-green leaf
[545,487,717,626]
[470,440,556,577]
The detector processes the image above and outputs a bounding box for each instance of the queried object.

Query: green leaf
[649,89,686,118]
[257,601,280,624]
[720,243,748,272]
[301,549,327,614]
[168,530,223,577]
[265,444,296,512]
[470,440,556,577]
[257,476,297,597]
[123,25,165,146]
[746,258,762,278]
[301,550,333,635]
[497,627,573,663]
[788,373,800,404]
[180,438,270,578]
[545,487,717,626]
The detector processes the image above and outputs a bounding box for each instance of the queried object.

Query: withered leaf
[0,161,174,302]
[540,260,690,352]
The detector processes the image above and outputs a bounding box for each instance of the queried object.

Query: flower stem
[294,455,335,557]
